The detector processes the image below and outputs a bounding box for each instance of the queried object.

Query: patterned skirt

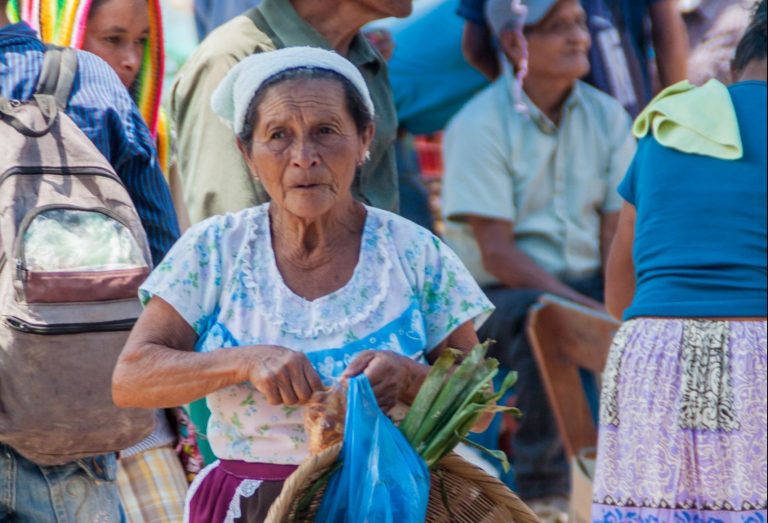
[591,319,767,523]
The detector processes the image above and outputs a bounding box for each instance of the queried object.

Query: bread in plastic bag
[314,375,429,522]
[304,383,347,455]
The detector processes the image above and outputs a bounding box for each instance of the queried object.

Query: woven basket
[265,443,540,523]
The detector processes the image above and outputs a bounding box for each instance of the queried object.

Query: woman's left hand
[342,351,427,412]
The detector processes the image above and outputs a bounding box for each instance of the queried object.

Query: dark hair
[733,0,767,73]
[237,67,374,152]
[88,0,147,19]
[88,0,114,17]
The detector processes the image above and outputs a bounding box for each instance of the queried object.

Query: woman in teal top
[616,79,767,320]
[592,2,767,522]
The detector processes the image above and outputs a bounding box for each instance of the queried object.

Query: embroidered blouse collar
[242,205,392,338]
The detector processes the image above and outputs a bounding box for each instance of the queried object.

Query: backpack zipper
[0,165,120,185]
[5,316,137,335]
[16,259,27,281]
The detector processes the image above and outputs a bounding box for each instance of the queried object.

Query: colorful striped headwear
[8,0,171,175]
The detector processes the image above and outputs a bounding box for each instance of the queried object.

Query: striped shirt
[0,22,179,265]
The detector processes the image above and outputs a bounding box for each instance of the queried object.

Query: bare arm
[649,0,689,87]
[462,22,500,80]
[468,216,603,309]
[600,211,620,272]
[605,203,637,320]
[112,297,322,408]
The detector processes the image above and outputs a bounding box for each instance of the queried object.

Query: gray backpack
[0,47,154,465]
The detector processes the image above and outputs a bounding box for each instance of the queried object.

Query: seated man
[460,0,689,116]
[441,0,635,513]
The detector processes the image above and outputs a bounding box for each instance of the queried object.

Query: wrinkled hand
[342,350,421,411]
[243,346,323,406]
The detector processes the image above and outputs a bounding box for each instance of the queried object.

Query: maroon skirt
[185,460,298,523]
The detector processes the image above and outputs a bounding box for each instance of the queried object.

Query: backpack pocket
[15,205,150,305]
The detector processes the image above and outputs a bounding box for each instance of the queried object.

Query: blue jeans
[0,443,121,522]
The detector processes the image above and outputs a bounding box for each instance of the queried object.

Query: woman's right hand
[241,346,324,406]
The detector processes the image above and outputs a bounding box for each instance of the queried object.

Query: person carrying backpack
[0,2,180,521]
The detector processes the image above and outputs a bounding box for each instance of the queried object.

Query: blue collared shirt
[193,0,261,40]
[0,22,179,265]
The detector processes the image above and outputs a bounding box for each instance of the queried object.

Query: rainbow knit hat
[8,0,171,174]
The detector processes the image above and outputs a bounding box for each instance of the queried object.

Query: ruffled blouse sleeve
[409,228,494,351]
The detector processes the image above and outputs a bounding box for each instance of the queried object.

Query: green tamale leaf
[421,403,487,466]
[458,434,511,473]
[399,348,460,441]
[411,343,489,445]
[439,359,500,429]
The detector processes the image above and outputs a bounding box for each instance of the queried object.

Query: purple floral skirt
[592,319,767,523]
[184,460,297,523]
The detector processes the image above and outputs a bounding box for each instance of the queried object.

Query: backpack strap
[35,45,78,110]
[0,94,59,137]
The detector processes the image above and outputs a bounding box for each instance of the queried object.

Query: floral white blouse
[140,204,493,464]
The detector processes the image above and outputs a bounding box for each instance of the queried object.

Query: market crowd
[0,0,765,522]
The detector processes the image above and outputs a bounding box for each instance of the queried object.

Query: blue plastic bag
[315,375,430,523]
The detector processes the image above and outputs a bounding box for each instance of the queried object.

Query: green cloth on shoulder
[633,79,743,160]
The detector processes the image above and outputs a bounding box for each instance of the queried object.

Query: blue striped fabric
[0,22,180,264]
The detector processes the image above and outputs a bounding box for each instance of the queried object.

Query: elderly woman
[593,2,767,522]
[112,47,492,522]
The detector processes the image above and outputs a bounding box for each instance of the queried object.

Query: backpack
[0,46,155,465]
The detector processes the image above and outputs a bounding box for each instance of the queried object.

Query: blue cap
[485,0,559,37]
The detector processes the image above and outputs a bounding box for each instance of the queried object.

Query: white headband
[211,46,376,135]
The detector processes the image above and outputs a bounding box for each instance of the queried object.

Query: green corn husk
[421,402,487,466]
[409,343,490,449]
[415,358,520,468]
[399,348,461,441]
[449,404,517,471]
[458,434,512,472]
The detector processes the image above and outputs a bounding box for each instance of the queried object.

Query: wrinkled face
[82,0,149,88]
[526,0,591,81]
[356,0,413,19]
[240,78,374,220]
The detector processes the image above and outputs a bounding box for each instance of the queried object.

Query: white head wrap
[211,46,376,135]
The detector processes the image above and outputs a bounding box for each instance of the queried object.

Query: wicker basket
[265,443,540,523]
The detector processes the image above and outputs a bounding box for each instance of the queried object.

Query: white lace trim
[224,479,263,523]
[183,460,220,523]
[241,205,393,337]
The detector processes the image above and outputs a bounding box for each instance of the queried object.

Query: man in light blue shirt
[442,0,635,509]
